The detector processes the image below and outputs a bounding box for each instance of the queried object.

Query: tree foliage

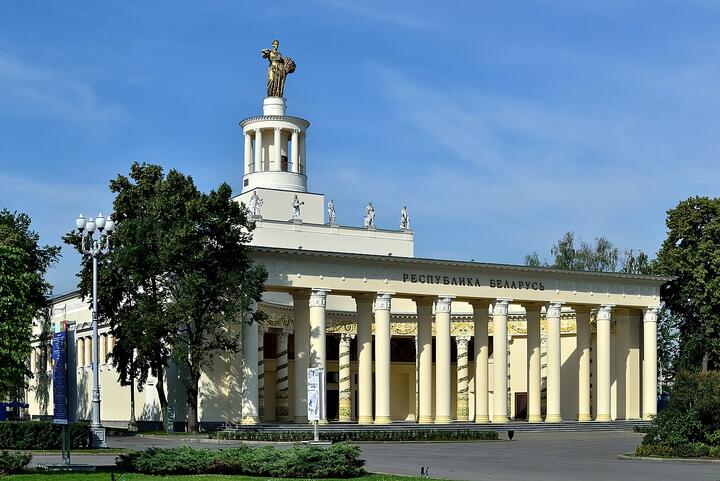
[0,209,59,401]
[64,163,266,433]
[655,196,720,371]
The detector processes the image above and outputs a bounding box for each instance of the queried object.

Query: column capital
[642,306,660,322]
[340,332,355,345]
[254,127,262,134]
[274,127,281,133]
[546,301,565,318]
[456,335,470,348]
[374,292,393,311]
[493,298,512,315]
[436,295,454,313]
[597,304,614,321]
[309,288,331,307]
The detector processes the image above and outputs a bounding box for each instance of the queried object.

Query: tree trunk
[702,352,709,372]
[155,366,168,429]
[186,369,200,434]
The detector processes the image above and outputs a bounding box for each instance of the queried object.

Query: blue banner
[52,329,68,425]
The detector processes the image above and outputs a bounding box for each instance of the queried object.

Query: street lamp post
[75,212,114,448]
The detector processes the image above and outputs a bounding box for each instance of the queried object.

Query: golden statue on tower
[261,40,296,98]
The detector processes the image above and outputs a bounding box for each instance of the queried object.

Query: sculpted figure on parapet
[292,194,304,220]
[328,198,336,224]
[261,39,296,98]
[248,191,263,217]
[363,202,375,227]
[400,205,410,230]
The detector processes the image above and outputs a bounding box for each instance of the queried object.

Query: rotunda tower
[240,97,310,193]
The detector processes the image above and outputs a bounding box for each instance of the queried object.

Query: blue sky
[1,1,719,294]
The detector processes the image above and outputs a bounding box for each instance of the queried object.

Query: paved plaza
[27,431,719,481]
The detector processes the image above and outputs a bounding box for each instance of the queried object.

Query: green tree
[65,163,267,433]
[0,209,60,401]
[655,196,720,371]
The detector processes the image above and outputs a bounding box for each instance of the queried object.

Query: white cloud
[0,54,127,130]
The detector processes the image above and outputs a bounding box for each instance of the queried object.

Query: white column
[642,307,659,420]
[338,333,354,422]
[244,132,252,172]
[545,301,564,422]
[355,295,374,425]
[293,291,310,423]
[525,304,543,422]
[456,336,470,421]
[258,324,265,420]
[254,129,263,172]
[575,306,592,421]
[309,288,329,424]
[471,300,490,423]
[374,293,393,424]
[291,130,299,173]
[241,312,259,425]
[435,296,454,424]
[300,133,306,174]
[596,305,613,421]
[84,336,92,368]
[493,299,511,423]
[77,338,85,368]
[275,329,290,421]
[273,127,281,171]
[416,298,434,424]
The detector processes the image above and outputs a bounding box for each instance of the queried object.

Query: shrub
[0,451,32,475]
[117,443,365,478]
[210,428,499,442]
[0,421,90,450]
[637,370,720,458]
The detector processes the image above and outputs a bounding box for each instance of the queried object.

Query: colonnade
[240,289,659,425]
[243,127,306,174]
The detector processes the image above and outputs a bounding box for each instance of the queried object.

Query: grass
[3,474,447,481]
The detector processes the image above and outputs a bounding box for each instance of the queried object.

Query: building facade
[26,53,668,428]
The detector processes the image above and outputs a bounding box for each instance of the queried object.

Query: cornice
[240,115,310,129]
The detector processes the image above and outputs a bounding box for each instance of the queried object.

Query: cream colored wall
[237,188,324,224]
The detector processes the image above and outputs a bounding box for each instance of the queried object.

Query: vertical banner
[307,367,325,421]
[52,322,69,425]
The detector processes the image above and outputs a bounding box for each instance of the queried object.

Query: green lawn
[5,474,445,481]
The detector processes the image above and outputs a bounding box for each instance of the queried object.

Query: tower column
[493,299,511,423]
[291,130,299,173]
[643,307,659,420]
[275,328,290,421]
[435,296,454,424]
[338,333,354,422]
[545,302,564,422]
[300,133,306,174]
[596,305,613,421]
[354,295,374,425]
[309,288,330,424]
[244,132,252,172]
[273,127,282,171]
[254,129,263,172]
[374,293,393,425]
[292,291,310,423]
[241,309,259,425]
[575,306,592,421]
[525,304,543,423]
[471,300,490,424]
[456,336,470,421]
[416,298,434,424]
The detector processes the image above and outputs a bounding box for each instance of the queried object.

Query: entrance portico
[241,246,666,425]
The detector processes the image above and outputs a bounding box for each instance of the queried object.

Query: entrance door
[515,392,528,421]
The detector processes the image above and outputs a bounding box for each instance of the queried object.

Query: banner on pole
[307,367,325,421]
[52,321,69,425]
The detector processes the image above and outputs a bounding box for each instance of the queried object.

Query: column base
[374,416,393,425]
[418,415,434,424]
[492,415,509,424]
[294,416,308,424]
[474,415,490,424]
[577,413,592,422]
[456,416,469,422]
[544,414,562,423]
[358,415,374,425]
[319,419,329,425]
[527,414,543,423]
[434,415,452,424]
[595,414,611,422]
[338,418,352,423]
[241,416,259,425]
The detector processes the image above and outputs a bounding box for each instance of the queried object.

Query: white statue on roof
[363,202,375,228]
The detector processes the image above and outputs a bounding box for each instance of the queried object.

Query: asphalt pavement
[29,431,720,481]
